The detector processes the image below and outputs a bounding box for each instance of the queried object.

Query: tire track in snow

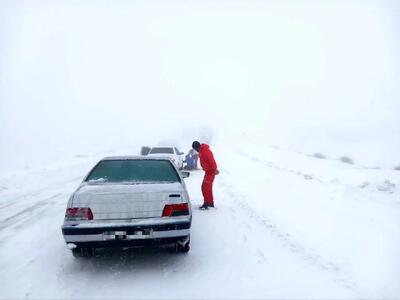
[0,193,63,231]
[234,148,324,184]
[235,148,399,203]
[0,202,16,210]
[0,175,82,213]
[0,190,42,210]
[1,176,82,203]
[218,178,358,292]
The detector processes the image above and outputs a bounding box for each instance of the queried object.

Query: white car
[147,146,184,169]
[61,156,192,257]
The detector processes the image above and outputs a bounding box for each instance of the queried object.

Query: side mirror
[181,171,190,178]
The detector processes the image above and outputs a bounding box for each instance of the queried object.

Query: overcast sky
[0,0,399,172]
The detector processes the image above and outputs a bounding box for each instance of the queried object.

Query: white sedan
[147,146,184,169]
[61,156,192,257]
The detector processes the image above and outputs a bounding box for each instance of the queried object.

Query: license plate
[128,229,153,239]
[135,229,152,236]
[103,229,153,240]
[103,231,127,240]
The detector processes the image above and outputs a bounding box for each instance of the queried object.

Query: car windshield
[86,160,180,184]
[149,147,174,154]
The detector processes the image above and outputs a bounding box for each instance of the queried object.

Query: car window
[149,147,174,154]
[86,160,181,183]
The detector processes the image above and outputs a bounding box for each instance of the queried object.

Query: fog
[1,0,399,173]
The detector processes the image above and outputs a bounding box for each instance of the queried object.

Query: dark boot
[199,204,209,210]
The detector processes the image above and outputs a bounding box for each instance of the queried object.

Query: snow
[0,139,399,299]
[1,0,400,173]
[75,182,184,195]
[1,0,400,298]
[213,135,400,298]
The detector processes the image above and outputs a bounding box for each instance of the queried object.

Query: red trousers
[201,172,216,205]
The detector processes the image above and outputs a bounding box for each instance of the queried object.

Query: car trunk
[72,183,184,220]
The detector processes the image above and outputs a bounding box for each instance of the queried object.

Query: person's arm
[209,153,217,170]
[207,150,219,174]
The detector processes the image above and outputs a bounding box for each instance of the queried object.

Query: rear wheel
[72,247,95,257]
[175,236,190,253]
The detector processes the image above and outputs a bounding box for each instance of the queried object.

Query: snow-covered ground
[1,139,399,299]
[1,1,399,298]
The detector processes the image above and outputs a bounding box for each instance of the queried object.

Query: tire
[72,247,83,257]
[72,247,95,258]
[175,236,190,253]
[180,243,190,253]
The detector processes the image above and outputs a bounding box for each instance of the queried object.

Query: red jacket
[198,144,217,173]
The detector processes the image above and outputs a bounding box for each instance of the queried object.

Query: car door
[174,147,183,168]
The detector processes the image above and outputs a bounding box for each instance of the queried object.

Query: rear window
[85,160,180,184]
[149,147,174,154]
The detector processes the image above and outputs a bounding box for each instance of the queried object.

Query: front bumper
[62,221,191,248]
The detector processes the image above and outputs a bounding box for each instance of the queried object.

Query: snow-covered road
[0,142,399,299]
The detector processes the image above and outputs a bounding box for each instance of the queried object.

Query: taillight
[162,203,189,217]
[65,207,93,221]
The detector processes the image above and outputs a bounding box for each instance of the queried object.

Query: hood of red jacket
[199,144,209,152]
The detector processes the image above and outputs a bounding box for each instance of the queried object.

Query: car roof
[101,155,173,161]
[150,146,175,149]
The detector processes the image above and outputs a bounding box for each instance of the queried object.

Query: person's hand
[215,169,220,175]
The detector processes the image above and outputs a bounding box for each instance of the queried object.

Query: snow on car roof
[102,155,173,161]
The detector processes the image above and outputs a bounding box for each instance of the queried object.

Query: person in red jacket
[192,141,219,209]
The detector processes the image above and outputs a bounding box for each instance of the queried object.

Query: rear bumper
[62,221,190,247]
[65,236,189,248]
